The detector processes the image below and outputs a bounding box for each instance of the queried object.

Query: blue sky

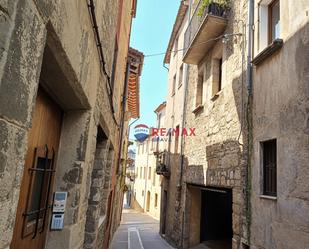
[130,0,179,131]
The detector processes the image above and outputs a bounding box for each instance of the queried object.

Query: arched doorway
[146,191,151,212]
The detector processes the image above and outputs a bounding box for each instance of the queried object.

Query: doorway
[11,88,63,249]
[146,191,151,212]
[200,187,232,249]
[161,190,167,235]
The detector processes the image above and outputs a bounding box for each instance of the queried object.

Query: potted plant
[197,0,230,18]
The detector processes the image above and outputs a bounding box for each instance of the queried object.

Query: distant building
[133,102,166,219]
[125,148,136,207]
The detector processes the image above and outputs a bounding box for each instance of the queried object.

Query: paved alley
[111,209,175,249]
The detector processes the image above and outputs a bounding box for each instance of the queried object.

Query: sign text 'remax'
[152,127,196,137]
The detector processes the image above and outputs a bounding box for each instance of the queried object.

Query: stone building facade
[160,0,249,248]
[0,1,142,249]
[160,1,309,249]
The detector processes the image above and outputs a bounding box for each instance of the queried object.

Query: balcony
[156,164,170,178]
[183,1,228,65]
[155,151,170,178]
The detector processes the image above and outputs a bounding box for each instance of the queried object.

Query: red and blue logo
[134,124,149,142]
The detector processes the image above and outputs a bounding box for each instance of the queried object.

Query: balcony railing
[155,151,170,177]
[156,164,170,176]
[183,1,228,65]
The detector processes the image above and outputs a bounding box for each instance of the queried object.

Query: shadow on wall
[131,195,144,212]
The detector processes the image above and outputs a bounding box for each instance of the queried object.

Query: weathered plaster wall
[251,2,309,247]
[162,6,189,248]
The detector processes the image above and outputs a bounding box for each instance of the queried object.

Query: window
[212,57,223,97]
[195,70,204,107]
[151,138,155,151]
[262,139,277,196]
[146,140,149,153]
[140,167,143,178]
[153,169,156,185]
[174,125,180,154]
[218,58,222,92]
[158,113,162,128]
[269,0,280,43]
[142,190,144,196]
[148,167,152,180]
[174,36,178,57]
[155,194,158,208]
[144,166,146,179]
[172,74,176,95]
[136,167,138,178]
[258,0,280,51]
[178,64,184,88]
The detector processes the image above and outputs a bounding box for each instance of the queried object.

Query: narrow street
[111,209,175,249]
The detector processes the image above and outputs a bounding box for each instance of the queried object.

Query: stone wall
[0,0,134,248]
[162,0,249,248]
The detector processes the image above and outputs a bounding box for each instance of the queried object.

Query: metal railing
[155,151,170,177]
[184,0,227,56]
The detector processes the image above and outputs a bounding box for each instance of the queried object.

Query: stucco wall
[134,138,162,220]
[161,6,189,248]
[250,1,309,248]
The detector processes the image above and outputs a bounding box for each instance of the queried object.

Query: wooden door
[11,88,62,249]
[161,190,167,234]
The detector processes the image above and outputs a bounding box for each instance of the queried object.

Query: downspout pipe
[180,63,189,249]
[87,0,118,125]
[129,118,139,133]
[180,6,191,249]
[246,0,254,246]
[247,0,254,93]
[117,59,131,176]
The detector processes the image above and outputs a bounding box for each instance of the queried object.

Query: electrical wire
[87,0,118,126]
[144,33,242,58]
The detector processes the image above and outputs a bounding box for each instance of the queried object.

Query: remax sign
[134,124,149,142]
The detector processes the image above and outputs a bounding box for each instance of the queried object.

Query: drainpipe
[246,0,254,246]
[117,58,131,177]
[180,6,191,249]
[247,0,254,93]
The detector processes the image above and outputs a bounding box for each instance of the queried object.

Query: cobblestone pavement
[111,209,175,249]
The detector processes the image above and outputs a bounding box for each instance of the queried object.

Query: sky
[129,0,179,133]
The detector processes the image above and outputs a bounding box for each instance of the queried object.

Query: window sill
[252,39,283,66]
[211,90,222,101]
[192,104,204,115]
[178,83,182,89]
[171,92,175,97]
[260,194,277,201]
